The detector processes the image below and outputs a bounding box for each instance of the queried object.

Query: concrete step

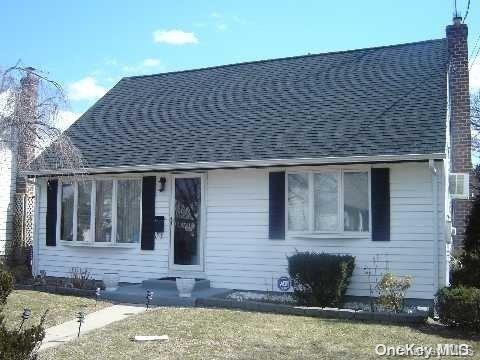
[142,277,211,291]
[101,283,229,307]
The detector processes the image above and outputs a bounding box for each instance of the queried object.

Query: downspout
[429,159,439,295]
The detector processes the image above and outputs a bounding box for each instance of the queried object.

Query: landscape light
[18,308,31,331]
[146,290,154,310]
[77,311,86,337]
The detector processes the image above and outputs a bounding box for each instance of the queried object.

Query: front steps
[142,277,211,291]
[101,278,227,306]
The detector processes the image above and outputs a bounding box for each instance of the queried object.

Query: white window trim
[56,177,143,248]
[285,166,372,238]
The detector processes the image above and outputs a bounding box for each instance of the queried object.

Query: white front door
[169,174,204,272]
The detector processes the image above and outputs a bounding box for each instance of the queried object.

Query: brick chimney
[446,17,472,247]
[15,67,39,194]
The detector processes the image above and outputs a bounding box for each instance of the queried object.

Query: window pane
[60,183,74,241]
[95,180,113,242]
[344,172,369,232]
[116,180,141,243]
[77,181,92,241]
[288,173,308,231]
[313,173,339,231]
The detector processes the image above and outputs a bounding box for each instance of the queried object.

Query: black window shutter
[269,171,285,239]
[141,176,156,250]
[46,180,58,246]
[371,168,390,241]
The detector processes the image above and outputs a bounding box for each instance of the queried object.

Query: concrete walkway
[40,304,145,351]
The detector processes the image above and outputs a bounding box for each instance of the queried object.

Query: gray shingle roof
[40,39,448,171]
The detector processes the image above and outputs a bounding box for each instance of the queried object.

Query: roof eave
[24,153,446,177]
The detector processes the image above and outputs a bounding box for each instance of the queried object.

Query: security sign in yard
[277,276,291,292]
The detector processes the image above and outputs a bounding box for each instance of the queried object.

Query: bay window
[287,169,370,234]
[57,178,142,244]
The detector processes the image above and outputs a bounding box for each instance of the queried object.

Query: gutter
[428,159,439,295]
[23,153,446,177]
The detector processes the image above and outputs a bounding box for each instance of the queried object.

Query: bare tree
[0,63,85,269]
[471,91,480,155]
[0,62,85,178]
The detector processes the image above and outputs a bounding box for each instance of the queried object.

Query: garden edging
[15,284,96,298]
[195,297,427,324]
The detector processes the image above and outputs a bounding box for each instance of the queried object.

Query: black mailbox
[153,216,165,233]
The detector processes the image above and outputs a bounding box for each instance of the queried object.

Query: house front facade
[28,19,472,301]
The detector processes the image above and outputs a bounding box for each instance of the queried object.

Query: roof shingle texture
[45,39,448,169]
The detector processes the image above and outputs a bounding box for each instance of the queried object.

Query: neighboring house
[0,147,16,256]
[28,18,472,301]
[0,72,38,257]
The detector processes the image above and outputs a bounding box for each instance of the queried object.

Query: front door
[170,175,204,271]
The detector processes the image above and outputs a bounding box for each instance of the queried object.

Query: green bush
[0,317,45,360]
[376,272,412,313]
[436,286,480,331]
[452,167,480,288]
[287,251,355,307]
[0,270,14,305]
[0,269,46,359]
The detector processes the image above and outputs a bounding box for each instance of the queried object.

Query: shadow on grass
[411,322,480,342]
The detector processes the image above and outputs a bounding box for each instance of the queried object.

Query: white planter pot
[103,272,120,291]
[176,278,195,298]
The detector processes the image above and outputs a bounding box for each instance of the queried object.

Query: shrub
[287,252,355,307]
[452,167,480,288]
[0,269,46,359]
[436,286,480,331]
[0,270,14,305]
[69,267,93,290]
[376,272,412,313]
[0,317,46,360]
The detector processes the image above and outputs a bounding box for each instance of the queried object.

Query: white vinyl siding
[33,161,447,299]
[0,148,16,256]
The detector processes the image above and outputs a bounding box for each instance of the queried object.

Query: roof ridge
[125,38,446,80]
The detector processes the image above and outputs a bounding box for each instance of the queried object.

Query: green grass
[3,290,111,329]
[41,307,480,359]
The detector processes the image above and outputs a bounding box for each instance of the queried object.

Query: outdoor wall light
[146,290,154,310]
[159,177,166,192]
[18,308,31,331]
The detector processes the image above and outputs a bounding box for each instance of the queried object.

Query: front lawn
[3,290,111,329]
[41,307,480,359]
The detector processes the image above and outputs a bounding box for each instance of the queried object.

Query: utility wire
[468,34,480,71]
[464,0,471,21]
[470,40,480,71]
[471,33,480,56]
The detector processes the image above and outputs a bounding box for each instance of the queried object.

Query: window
[58,178,142,244]
[314,173,339,231]
[60,183,74,241]
[343,172,369,232]
[287,173,308,231]
[77,181,92,241]
[287,169,370,234]
[116,180,142,243]
[95,180,113,242]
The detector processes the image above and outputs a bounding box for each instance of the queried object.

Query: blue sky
[2,0,480,125]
